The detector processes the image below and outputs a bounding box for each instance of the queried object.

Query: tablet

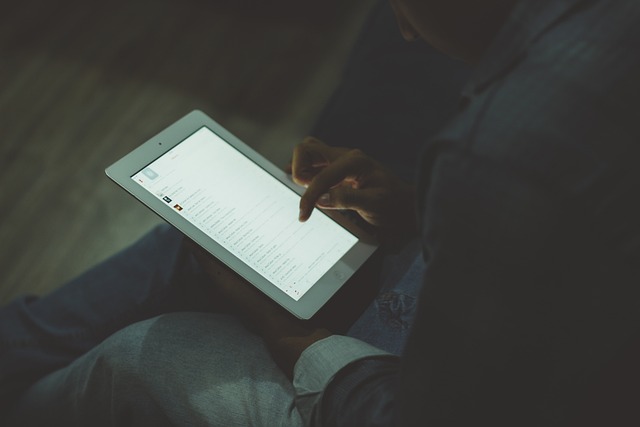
[106,110,378,319]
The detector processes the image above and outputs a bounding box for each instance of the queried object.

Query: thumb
[316,186,372,211]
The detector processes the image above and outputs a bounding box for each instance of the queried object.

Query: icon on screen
[163,196,172,203]
[142,168,159,180]
[174,204,183,212]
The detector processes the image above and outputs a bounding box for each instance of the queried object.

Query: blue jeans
[1,224,423,425]
[10,312,307,426]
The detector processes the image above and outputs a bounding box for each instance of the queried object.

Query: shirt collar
[463,0,592,96]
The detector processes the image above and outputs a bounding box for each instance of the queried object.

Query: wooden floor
[0,0,373,303]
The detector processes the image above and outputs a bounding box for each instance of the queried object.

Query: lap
[10,313,303,427]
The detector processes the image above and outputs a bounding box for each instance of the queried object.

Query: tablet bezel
[105,110,378,319]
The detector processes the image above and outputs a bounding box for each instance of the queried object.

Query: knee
[74,317,171,423]
[88,313,219,393]
[88,318,155,389]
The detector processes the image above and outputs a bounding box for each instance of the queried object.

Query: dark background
[0,0,374,303]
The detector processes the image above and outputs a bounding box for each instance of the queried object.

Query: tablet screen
[131,127,358,301]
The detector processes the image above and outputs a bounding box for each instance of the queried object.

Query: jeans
[10,312,306,426]
[1,224,423,426]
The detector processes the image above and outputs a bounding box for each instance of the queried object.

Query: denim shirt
[293,0,640,426]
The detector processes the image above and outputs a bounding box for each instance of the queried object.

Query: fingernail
[317,193,331,207]
[299,209,306,222]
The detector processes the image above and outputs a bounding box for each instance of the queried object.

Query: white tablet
[106,110,378,319]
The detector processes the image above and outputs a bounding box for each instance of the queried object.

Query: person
[1,3,462,424]
[2,0,640,425]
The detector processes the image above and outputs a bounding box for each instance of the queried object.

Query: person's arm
[293,340,400,426]
[293,146,570,427]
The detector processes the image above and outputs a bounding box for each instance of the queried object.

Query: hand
[292,137,417,236]
[187,240,331,379]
